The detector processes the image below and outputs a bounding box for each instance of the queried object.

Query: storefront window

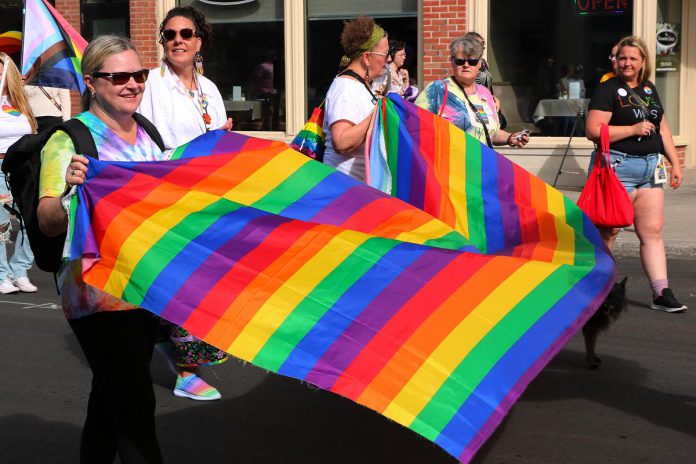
[306,0,418,113]
[178,0,285,131]
[81,0,130,39]
[655,0,681,134]
[489,0,632,136]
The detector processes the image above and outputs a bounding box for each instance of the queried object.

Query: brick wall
[129,0,160,69]
[422,0,468,85]
[55,0,82,115]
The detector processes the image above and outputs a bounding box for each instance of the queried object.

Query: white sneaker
[0,279,20,294]
[10,276,38,293]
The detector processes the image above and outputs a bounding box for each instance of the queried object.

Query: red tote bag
[577,125,634,228]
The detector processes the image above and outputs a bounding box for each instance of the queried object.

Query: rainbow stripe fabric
[68,120,613,461]
[0,31,22,56]
[290,105,326,161]
[21,0,87,93]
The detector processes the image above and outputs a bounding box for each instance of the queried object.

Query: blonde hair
[616,36,652,83]
[0,53,38,133]
[81,35,139,110]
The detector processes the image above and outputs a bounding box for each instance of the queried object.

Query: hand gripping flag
[21,0,87,92]
[67,123,614,462]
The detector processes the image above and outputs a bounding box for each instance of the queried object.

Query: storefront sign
[574,0,630,15]
[198,0,256,5]
[656,22,680,72]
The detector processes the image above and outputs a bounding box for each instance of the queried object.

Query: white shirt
[137,64,227,154]
[322,77,377,181]
[24,85,71,121]
[0,95,33,153]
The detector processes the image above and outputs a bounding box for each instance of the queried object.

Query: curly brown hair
[159,6,212,49]
[340,16,381,56]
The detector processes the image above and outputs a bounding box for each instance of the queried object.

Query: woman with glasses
[138,5,230,402]
[0,53,39,295]
[138,6,232,155]
[322,16,388,181]
[37,35,166,463]
[585,35,686,313]
[372,40,407,97]
[416,35,529,148]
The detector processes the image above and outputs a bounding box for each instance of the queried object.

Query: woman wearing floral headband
[322,16,388,181]
[138,5,231,401]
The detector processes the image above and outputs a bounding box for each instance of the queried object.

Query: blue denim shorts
[589,149,662,193]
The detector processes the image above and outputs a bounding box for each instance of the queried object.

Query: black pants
[69,309,163,464]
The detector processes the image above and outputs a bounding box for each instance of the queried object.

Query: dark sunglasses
[161,28,197,41]
[452,57,480,67]
[92,69,149,85]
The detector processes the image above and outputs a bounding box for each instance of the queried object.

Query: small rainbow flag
[68,126,613,462]
[290,105,326,161]
[21,0,87,92]
[0,31,22,56]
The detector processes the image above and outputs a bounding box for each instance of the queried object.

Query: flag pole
[20,0,27,78]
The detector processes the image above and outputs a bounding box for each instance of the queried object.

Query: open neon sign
[573,0,630,15]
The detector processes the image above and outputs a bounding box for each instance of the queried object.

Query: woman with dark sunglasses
[416,35,528,148]
[138,5,230,402]
[37,35,167,463]
[138,5,232,156]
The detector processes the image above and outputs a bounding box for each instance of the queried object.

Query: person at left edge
[138,5,230,402]
[0,52,39,294]
[37,35,165,463]
[138,5,232,156]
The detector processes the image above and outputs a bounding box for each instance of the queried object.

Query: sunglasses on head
[161,28,197,41]
[92,69,149,86]
[452,57,480,67]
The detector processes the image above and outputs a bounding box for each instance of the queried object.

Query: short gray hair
[449,35,483,59]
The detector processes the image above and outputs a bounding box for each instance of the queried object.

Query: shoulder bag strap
[133,113,166,152]
[453,77,493,148]
[61,119,98,159]
[622,83,650,120]
[439,80,449,117]
[338,69,378,104]
[38,85,63,113]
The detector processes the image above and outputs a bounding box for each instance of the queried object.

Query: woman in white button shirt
[138,6,232,156]
[138,6,231,401]
[0,53,38,294]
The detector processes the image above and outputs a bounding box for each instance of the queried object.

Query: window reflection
[180,0,285,131]
[489,0,632,136]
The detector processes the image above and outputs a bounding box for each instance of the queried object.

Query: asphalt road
[1,255,694,464]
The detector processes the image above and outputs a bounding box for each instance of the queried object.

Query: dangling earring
[160,57,167,77]
[364,68,369,81]
[194,51,204,75]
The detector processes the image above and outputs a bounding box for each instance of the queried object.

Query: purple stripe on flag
[304,249,454,389]
[311,185,380,225]
[496,158,522,249]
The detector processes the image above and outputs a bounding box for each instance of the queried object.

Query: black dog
[582,276,628,369]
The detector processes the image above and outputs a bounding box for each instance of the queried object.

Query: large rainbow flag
[66,104,613,461]
[21,0,87,92]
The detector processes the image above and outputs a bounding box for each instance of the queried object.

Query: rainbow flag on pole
[68,122,613,462]
[21,0,87,92]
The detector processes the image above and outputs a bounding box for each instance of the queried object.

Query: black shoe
[650,288,687,313]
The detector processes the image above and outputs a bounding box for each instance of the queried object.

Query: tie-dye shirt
[40,111,165,320]
[415,77,500,145]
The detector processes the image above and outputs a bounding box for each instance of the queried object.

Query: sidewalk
[558,167,696,258]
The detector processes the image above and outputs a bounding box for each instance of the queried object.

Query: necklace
[168,64,212,130]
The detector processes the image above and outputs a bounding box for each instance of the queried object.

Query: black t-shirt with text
[588,77,663,156]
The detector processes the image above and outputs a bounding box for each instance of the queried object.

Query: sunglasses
[368,51,389,57]
[92,69,149,85]
[452,57,480,67]
[161,28,197,41]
